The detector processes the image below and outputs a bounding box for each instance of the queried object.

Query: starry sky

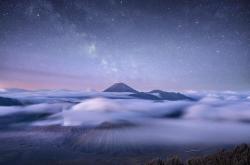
[0,0,250,91]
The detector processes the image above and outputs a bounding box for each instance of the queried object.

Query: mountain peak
[103,82,138,93]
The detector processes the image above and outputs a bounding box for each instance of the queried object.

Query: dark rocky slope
[149,90,195,101]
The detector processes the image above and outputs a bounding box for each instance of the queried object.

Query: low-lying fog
[1,89,250,146]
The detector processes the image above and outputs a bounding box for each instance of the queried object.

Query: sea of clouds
[0,89,250,126]
[1,89,250,145]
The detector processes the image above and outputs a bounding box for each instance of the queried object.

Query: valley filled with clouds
[0,88,250,164]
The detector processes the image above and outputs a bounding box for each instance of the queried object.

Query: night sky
[0,0,250,91]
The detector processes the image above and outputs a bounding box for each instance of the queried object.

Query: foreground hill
[146,144,250,165]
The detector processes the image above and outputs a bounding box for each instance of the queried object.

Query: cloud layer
[0,90,250,145]
[0,90,250,126]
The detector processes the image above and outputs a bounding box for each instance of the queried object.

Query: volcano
[103,83,138,93]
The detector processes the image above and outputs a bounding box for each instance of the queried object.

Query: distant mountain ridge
[149,90,194,101]
[0,88,29,93]
[104,83,194,101]
[129,92,161,100]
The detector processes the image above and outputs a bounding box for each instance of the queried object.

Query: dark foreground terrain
[147,144,250,165]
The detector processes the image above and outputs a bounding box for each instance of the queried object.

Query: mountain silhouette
[149,90,194,101]
[103,83,195,101]
[103,83,138,93]
[129,92,161,100]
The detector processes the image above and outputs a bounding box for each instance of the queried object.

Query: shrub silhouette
[146,144,250,165]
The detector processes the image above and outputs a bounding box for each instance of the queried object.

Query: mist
[0,90,250,147]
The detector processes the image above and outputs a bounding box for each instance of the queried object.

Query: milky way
[0,0,250,91]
